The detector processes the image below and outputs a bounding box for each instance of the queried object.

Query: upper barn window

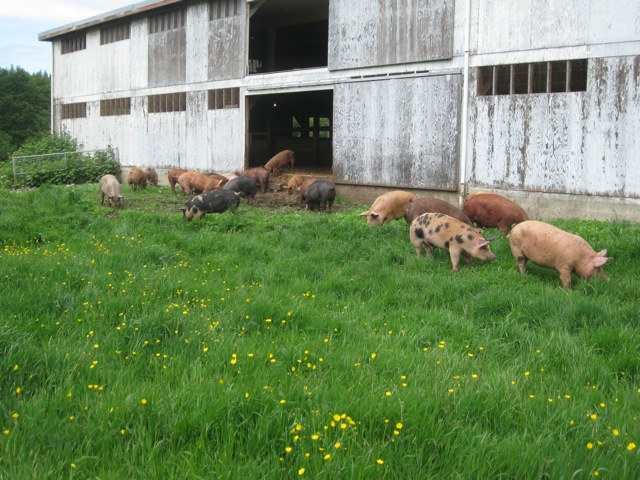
[209,0,239,20]
[148,8,186,34]
[477,59,588,96]
[100,23,131,45]
[61,34,86,54]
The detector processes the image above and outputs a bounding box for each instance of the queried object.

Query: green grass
[1,184,639,479]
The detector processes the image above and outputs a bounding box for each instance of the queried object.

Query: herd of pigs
[98,149,609,290]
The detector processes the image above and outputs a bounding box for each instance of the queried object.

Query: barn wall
[468,55,640,198]
[472,0,640,56]
[328,0,454,70]
[333,74,461,190]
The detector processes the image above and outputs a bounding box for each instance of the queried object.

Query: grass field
[1,184,639,479]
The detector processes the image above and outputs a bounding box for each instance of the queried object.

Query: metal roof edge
[38,0,185,41]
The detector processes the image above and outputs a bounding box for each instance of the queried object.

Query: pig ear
[179,206,187,212]
[483,236,496,242]
[593,255,608,268]
[358,211,370,217]
[370,212,379,219]
[478,239,491,247]
[597,249,607,257]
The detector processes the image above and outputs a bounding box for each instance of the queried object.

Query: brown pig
[359,190,418,226]
[264,150,295,177]
[240,166,270,193]
[409,213,496,272]
[297,177,317,199]
[99,174,123,207]
[145,167,159,186]
[405,197,472,225]
[177,171,209,195]
[126,167,148,192]
[286,174,305,194]
[463,193,528,235]
[509,220,609,290]
[203,174,228,192]
[168,168,188,193]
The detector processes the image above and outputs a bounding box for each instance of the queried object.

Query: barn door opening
[247,89,333,173]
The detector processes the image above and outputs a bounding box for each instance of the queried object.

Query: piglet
[463,193,528,235]
[127,167,148,192]
[405,197,472,225]
[509,220,609,289]
[99,174,123,207]
[359,191,418,226]
[264,150,295,177]
[179,189,241,221]
[409,213,496,272]
[303,180,336,212]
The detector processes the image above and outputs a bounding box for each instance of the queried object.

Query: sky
[0,1,136,74]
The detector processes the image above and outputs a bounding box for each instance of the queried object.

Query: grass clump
[1,184,639,479]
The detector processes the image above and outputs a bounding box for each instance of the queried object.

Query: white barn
[39,0,640,220]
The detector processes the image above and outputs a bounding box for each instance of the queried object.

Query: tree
[0,66,51,160]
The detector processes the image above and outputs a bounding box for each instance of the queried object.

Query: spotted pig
[409,213,496,272]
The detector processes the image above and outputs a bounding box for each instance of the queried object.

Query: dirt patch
[245,189,355,213]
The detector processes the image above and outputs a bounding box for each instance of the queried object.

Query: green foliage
[1,185,639,479]
[8,132,120,188]
[0,66,50,152]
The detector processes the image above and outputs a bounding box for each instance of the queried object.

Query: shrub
[8,132,121,188]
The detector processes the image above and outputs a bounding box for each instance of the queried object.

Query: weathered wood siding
[333,74,461,190]
[472,0,640,54]
[468,56,640,197]
[207,0,245,81]
[328,0,454,70]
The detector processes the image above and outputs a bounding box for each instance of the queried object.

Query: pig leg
[558,268,573,290]
[100,192,105,205]
[449,248,461,272]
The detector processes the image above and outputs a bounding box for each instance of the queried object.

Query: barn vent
[100,23,131,45]
[477,59,588,95]
[208,88,239,109]
[148,93,187,113]
[61,34,86,55]
[100,98,131,116]
[61,102,87,119]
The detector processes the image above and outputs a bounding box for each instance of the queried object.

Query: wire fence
[12,148,120,188]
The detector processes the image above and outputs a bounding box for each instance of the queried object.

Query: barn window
[100,23,131,45]
[208,88,239,109]
[148,93,187,113]
[292,116,331,139]
[100,98,131,116]
[61,34,86,54]
[148,8,186,34]
[209,0,239,20]
[477,60,588,96]
[61,102,87,119]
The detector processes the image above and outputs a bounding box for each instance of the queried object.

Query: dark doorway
[247,90,333,171]
[248,0,329,74]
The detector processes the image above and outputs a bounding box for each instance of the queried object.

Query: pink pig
[359,190,418,226]
[509,220,609,289]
